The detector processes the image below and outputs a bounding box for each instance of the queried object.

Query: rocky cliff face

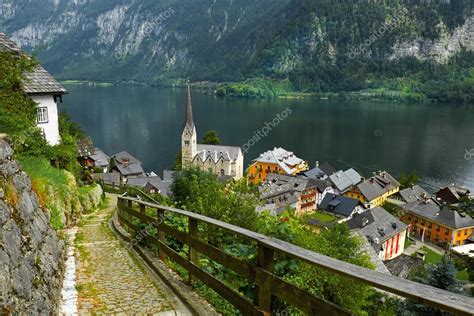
[0,0,472,84]
[0,139,65,314]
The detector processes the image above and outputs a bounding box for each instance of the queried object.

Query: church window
[185,141,190,145]
[220,169,225,175]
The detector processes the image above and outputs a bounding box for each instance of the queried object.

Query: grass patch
[309,211,337,222]
[405,237,412,248]
[420,246,443,265]
[456,269,469,281]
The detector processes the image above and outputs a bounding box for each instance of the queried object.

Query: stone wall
[0,138,65,314]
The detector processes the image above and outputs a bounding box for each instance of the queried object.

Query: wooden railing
[117,196,474,315]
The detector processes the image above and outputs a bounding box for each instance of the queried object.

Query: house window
[465,229,468,236]
[457,230,461,236]
[37,107,48,124]
[445,228,449,235]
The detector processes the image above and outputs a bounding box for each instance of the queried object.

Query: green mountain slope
[1,0,473,101]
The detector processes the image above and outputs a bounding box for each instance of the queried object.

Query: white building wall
[32,95,61,146]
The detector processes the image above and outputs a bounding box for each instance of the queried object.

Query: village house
[248,147,308,185]
[89,149,110,173]
[391,184,431,204]
[435,185,471,205]
[127,176,163,194]
[259,174,318,214]
[0,33,67,146]
[318,194,365,223]
[111,151,145,184]
[401,201,474,247]
[328,168,362,194]
[348,207,408,261]
[181,85,244,179]
[346,171,400,208]
[299,161,336,180]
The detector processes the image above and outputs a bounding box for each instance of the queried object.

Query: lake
[62,85,474,192]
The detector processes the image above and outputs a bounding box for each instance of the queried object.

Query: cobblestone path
[75,194,176,315]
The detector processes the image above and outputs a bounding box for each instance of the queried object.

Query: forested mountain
[1,0,473,101]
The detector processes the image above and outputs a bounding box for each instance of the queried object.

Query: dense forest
[1,0,473,102]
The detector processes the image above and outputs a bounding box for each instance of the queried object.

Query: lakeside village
[4,32,474,283]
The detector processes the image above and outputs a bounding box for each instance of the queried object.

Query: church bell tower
[181,83,197,167]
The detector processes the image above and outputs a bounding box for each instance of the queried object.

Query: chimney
[370,178,375,184]
[123,158,129,168]
[315,161,319,168]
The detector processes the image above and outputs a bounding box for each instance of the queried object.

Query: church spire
[184,81,194,129]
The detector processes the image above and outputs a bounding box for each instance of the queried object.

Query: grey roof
[319,194,361,218]
[402,201,474,229]
[23,65,67,95]
[163,170,175,182]
[114,162,144,176]
[93,172,120,186]
[127,176,162,189]
[76,137,94,158]
[357,171,400,201]
[195,144,241,163]
[259,174,312,199]
[310,178,331,193]
[319,162,337,176]
[398,185,430,203]
[112,151,142,165]
[252,147,306,174]
[329,168,362,193]
[89,148,110,168]
[348,207,407,245]
[0,32,22,53]
[0,32,66,95]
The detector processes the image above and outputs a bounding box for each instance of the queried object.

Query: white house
[0,32,66,146]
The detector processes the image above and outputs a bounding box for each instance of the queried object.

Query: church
[181,85,244,180]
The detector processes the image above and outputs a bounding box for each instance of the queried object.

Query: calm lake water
[62,85,474,192]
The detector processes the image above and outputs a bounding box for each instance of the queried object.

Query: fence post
[157,208,166,261]
[188,218,199,284]
[255,243,274,315]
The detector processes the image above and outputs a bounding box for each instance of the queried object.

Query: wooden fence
[117,196,474,316]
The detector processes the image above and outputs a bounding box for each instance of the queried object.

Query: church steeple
[181,81,197,167]
[183,82,194,130]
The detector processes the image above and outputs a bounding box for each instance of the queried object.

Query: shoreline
[59,79,472,105]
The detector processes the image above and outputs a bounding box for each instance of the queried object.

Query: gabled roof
[252,147,306,175]
[348,207,407,245]
[357,171,400,201]
[329,168,362,193]
[112,151,142,165]
[195,144,241,163]
[398,185,430,203]
[301,162,336,180]
[93,172,120,186]
[0,32,66,95]
[435,186,471,204]
[89,148,110,168]
[402,201,474,229]
[127,176,162,189]
[260,173,313,199]
[76,137,94,158]
[319,194,361,217]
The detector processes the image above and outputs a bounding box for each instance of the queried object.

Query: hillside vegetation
[0,51,102,229]
[1,0,473,102]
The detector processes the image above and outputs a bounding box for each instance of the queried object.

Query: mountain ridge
[1,0,473,101]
